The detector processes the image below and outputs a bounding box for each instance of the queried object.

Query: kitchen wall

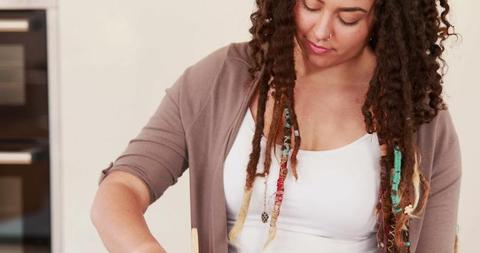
[51,0,479,252]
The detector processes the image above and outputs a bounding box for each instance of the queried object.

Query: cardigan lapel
[210,65,264,252]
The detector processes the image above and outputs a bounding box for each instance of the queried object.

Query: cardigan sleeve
[415,109,462,253]
[97,44,232,205]
[98,71,190,205]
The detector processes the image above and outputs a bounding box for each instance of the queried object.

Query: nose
[312,12,334,42]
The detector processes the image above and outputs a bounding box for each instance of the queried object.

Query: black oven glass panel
[0,142,51,253]
[0,10,49,140]
[0,177,23,238]
[0,177,23,253]
[0,45,25,106]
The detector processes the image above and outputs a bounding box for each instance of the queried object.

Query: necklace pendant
[261,211,269,223]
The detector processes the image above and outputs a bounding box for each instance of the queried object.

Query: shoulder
[183,41,252,79]
[227,41,255,67]
[177,41,252,88]
[169,41,253,126]
[417,108,459,148]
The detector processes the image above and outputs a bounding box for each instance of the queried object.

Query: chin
[306,55,338,69]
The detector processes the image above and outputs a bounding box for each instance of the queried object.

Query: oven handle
[0,147,42,165]
[0,19,30,32]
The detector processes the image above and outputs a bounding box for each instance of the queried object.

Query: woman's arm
[91,169,167,253]
[89,59,193,252]
[90,44,231,252]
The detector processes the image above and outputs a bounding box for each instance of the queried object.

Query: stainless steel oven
[0,10,51,253]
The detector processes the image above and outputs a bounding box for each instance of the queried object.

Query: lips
[307,40,331,50]
[306,40,332,54]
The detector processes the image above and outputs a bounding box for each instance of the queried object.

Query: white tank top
[223,108,381,253]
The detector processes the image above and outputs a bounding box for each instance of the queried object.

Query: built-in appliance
[0,10,51,253]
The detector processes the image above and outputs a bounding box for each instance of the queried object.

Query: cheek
[294,13,308,34]
[294,16,323,40]
[293,2,318,35]
[333,24,371,50]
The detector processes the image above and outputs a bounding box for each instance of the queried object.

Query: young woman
[91,0,461,252]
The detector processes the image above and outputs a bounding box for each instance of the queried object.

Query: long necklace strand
[261,105,294,223]
[262,105,296,227]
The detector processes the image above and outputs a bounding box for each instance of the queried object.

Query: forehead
[310,0,375,10]
[301,0,376,16]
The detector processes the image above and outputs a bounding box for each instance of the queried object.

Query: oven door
[0,141,50,253]
[0,10,49,140]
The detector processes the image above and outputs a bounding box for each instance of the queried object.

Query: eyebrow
[315,0,369,13]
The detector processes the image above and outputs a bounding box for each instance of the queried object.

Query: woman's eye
[339,18,360,26]
[338,14,362,26]
[302,0,321,11]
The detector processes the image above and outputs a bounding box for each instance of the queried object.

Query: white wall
[54,1,479,253]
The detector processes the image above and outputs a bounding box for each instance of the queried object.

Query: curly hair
[227,0,458,252]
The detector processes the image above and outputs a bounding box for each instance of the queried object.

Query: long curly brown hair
[227,0,458,252]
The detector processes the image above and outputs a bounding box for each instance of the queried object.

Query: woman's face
[293,0,376,70]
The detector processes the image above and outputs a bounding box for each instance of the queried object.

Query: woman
[227,0,461,252]
[91,0,461,252]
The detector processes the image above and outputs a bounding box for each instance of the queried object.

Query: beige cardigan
[98,41,462,253]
